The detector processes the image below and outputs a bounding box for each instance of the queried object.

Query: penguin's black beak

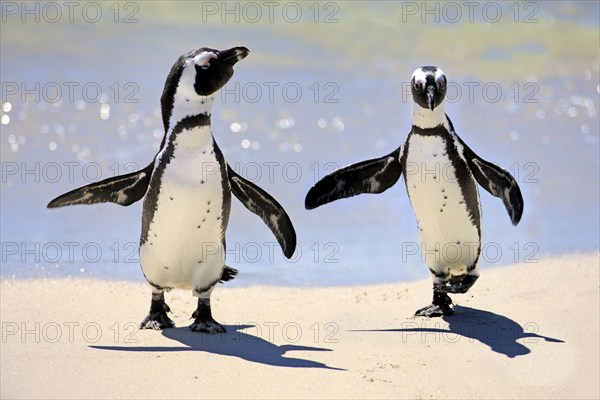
[427,86,436,111]
[219,47,250,65]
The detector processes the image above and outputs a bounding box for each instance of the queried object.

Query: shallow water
[1,1,598,286]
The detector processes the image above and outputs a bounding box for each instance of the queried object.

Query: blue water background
[1,1,598,286]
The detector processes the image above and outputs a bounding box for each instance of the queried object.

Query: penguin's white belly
[140,140,228,292]
[405,135,480,275]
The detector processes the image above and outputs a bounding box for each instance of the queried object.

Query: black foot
[415,303,454,317]
[190,319,225,333]
[139,292,175,330]
[189,297,225,334]
[140,312,175,330]
[415,291,454,317]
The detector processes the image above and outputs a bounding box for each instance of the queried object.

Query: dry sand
[1,252,598,399]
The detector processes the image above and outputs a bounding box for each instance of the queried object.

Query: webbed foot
[140,291,175,330]
[415,290,454,317]
[140,311,175,330]
[415,303,454,317]
[189,297,225,334]
[189,318,225,333]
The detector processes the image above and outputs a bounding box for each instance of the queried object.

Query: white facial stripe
[412,67,446,85]
[166,56,215,132]
[193,52,217,67]
[412,68,428,84]
[434,68,445,81]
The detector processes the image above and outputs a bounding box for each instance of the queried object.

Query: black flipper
[227,165,297,259]
[305,146,403,210]
[453,133,524,226]
[47,161,155,208]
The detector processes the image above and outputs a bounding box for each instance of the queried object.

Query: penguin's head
[161,46,249,131]
[411,66,447,111]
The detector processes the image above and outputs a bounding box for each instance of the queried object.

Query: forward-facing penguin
[48,46,297,333]
[305,66,523,317]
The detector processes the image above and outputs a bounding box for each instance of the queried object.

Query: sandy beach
[1,252,598,399]
[2,2,598,399]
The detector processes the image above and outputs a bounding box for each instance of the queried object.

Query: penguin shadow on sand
[353,306,564,358]
[91,324,343,370]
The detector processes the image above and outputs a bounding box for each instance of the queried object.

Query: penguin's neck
[168,95,215,134]
[163,98,215,151]
[411,100,447,130]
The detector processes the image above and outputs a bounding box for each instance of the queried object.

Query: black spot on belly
[207,209,210,213]
[170,196,173,201]
[440,209,443,212]
[202,218,206,222]
[201,180,205,184]
[197,225,201,229]
[444,195,448,200]
[216,216,221,221]
[163,266,169,270]
[441,188,445,193]
[456,241,461,245]
[207,200,211,205]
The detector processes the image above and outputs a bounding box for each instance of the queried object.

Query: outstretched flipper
[305,146,404,210]
[470,157,523,225]
[227,165,297,259]
[47,161,155,208]
[452,129,524,225]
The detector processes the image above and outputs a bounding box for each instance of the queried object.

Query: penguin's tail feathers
[220,266,238,283]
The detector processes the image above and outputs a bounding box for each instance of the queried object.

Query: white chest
[139,128,229,291]
[404,134,480,271]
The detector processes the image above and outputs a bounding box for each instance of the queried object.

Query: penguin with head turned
[48,46,297,333]
[305,66,523,317]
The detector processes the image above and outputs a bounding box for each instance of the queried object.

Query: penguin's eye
[413,82,421,90]
[193,52,217,70]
